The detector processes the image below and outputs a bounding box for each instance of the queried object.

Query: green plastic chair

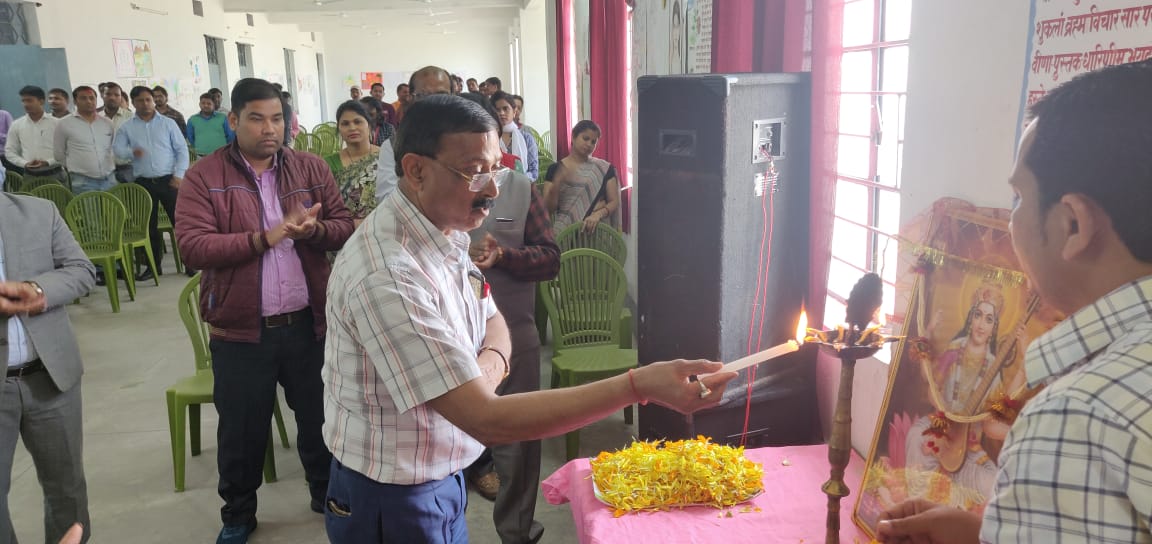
[20,176,62,193]
[292,133,315,153]
[539,223,633,348]
[3,171,23,192]
[167,274,292,492]
[156,206,183,274]
[539,248,638,460]
[64,192,135,312]
[313,131,338,156]
[30,183,74,217]
[108,184,160,286]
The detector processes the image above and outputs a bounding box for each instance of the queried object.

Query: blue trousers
[324,460,468,544]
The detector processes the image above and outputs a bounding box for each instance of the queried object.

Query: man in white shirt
[47,88,72,119]
[99,83,134,184]
[3,86,63,182]
[54,86,117,193]
[374,65,454,202]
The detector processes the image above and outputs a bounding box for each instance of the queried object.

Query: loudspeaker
[636,73,821,447]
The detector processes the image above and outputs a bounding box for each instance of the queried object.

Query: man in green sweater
[186,92,234,158]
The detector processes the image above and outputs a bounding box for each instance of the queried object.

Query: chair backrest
[555,222,627,266]
[177,273,212,372]
[3,171,24,193]
[64,191,126,254]
[20,176,62,192]
[538,248,628,351]
[107,183,154,241]
[313,130,338,156]
[30,183,74,216]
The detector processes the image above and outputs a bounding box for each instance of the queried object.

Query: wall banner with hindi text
[1020,0,1152,129]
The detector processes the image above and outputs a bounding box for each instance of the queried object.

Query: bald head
[409,66,452,101]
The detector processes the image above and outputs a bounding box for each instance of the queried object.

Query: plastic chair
[167,274,292,492]
[156,206,183,274]
[539,223,633,347]
[30,183,74,218]
[292,133,314,153]
[108,184,160,286]
[539,249,638,460]
[64,192,135,312]
[19,176,62,192]
[313,130,338,156]
[3,171,24,192]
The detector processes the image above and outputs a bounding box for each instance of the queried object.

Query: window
[237,43,254,79]
[824,0,911,361]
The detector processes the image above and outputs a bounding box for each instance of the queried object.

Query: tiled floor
[7,251,639,543]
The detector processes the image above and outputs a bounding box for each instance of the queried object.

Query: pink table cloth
[542,444,873,544]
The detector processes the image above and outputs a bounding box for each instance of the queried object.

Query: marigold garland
[589,436,764,517]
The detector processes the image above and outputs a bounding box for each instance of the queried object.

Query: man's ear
[400,153,425,190]
[228,112,238,131]
[1058,193,1106,261]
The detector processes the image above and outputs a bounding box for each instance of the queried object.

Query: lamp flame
[796,310,808,344]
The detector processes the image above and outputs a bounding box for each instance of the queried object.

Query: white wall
[842,0,1032,454]
[33,0,327,128]
[518,0,552,139]
[321,26,510,117]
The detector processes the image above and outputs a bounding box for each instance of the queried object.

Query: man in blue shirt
[114,86,189,281]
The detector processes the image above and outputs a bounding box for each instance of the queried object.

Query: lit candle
[721,311,807,373]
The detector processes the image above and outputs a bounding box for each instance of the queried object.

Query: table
[542,444,873,544]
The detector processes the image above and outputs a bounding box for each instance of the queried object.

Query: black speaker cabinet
[637,73,821,447]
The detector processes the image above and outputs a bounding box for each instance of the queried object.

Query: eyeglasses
[427,157,510,192]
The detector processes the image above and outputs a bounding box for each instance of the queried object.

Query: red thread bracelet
[627,369,648,405]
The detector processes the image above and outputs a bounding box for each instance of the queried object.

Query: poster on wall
[853,205,1064,538]
[686,0,713,73]
[1020,1,1152,128]
[112,39,154,78]
[360,72,382,90]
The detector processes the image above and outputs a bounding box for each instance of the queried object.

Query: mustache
[472,198,495,210]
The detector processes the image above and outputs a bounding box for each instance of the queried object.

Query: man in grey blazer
[0,189,97,544]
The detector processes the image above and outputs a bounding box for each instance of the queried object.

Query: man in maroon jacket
[175,78,353,544]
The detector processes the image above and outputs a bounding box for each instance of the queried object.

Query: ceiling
[222,0,527,33]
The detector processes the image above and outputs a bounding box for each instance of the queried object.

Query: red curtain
[711,0,790,73]
[554,0,575,158]
[589,0,630,231]
[808,0,844,329]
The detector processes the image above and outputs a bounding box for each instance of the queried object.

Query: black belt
[7,358,44,379]
[136,175,172,182]
[263,308,310,328]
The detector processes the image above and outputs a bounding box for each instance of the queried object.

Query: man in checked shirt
[322,95,735,543]
[878,61,1152,543]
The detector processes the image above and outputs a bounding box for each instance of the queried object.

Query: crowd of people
[0,65,730,544]
[3,56,1152,544]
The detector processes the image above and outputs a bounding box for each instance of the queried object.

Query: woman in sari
[358,96,395,146]
[543,120,621,235]
[324,100,380,226]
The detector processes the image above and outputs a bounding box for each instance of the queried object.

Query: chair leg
[624,404,634,425]
[272,394,291,449]
[167,391,186,492]
[619,309,633,349]
[189,404,201,456]
[101,257,120,313]
[169,232,184,274]
[143,241,160,286]
[119,254,137,301]
[263,433,278,483]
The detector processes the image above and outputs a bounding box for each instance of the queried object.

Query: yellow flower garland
[589,436,764,517]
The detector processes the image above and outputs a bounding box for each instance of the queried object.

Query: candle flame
[796,310,808,343]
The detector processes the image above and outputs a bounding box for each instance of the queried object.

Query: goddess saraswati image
[904,283,1020,502]
[857,276,1044,528]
